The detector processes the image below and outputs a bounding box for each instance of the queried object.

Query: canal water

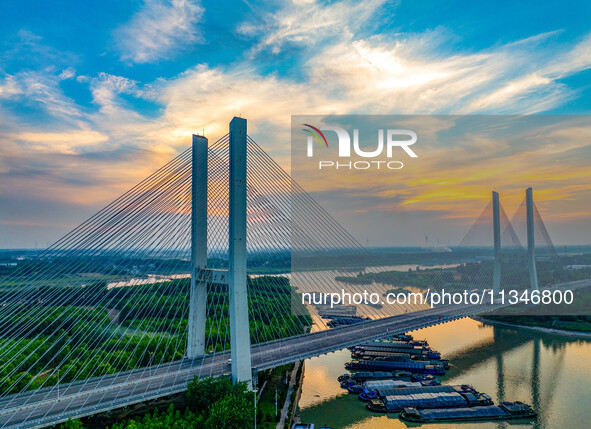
[299,318,591,429]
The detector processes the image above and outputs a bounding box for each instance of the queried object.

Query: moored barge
[367,390,492,412]
[355,379,423,398]
[345,359,445,374]
[337,371,396,383]
[399,401,537,422]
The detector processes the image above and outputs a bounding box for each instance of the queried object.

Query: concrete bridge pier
[187,134,208,358]
[229,117,253,388]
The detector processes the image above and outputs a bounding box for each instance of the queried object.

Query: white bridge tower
[187,117,253,388]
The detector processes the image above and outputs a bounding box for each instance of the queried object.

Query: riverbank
[69,365,295,429]
[256,363,295,429]
[473,315,591,339]
[274,360,303,429]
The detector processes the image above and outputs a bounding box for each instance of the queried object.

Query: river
[298,318,591,429]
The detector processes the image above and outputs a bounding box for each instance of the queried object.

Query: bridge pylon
[187,134,208,358]
[228,117,253,388]
[526,187,539,291]
[492,191,501,293]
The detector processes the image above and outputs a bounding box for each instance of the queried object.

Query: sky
[291,115,591,247]
[1,0,591,248]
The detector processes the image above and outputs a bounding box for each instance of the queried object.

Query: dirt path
[276,361,301,429]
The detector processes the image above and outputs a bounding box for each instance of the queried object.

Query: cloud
[151,25,591,149]
[58,68,76,80]
[0,75,21,98]
[7,19,590,205]
[237,0,385,54]
[0,69,83,119]
[88,72,155,105]
[10,130,110,154]
[3,1,591,246]
[1,29,79,69]
[115,0,204,64]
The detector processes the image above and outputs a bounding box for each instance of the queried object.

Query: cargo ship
[351,340,427,350]
[352,351,449,369]
[341,372,415,390]
[358,378,443,400]
[353,379,423,396]
[345,359,445,374]
[399,401,537,422]
[338,371,410,384]
[341,372,440,389]
[367,390,493,412]
[363,384,474,405]
[351,344,441,360]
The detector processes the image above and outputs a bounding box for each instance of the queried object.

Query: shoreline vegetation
[61,367,295,429]
[476,315,591,338]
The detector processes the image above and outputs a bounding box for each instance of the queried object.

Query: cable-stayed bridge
[0,117,589,428]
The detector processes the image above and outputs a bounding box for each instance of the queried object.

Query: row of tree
[0,276,310,396]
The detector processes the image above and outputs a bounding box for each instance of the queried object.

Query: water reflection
[299,318,591,429]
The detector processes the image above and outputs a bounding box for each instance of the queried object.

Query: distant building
[565,264,591,270]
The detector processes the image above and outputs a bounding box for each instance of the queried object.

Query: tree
[186,376,248,413]
[109,405,203,429]
[204,394,254,429]
[62,419,84,429]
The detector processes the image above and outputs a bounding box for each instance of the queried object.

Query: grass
[257,364,293,429]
